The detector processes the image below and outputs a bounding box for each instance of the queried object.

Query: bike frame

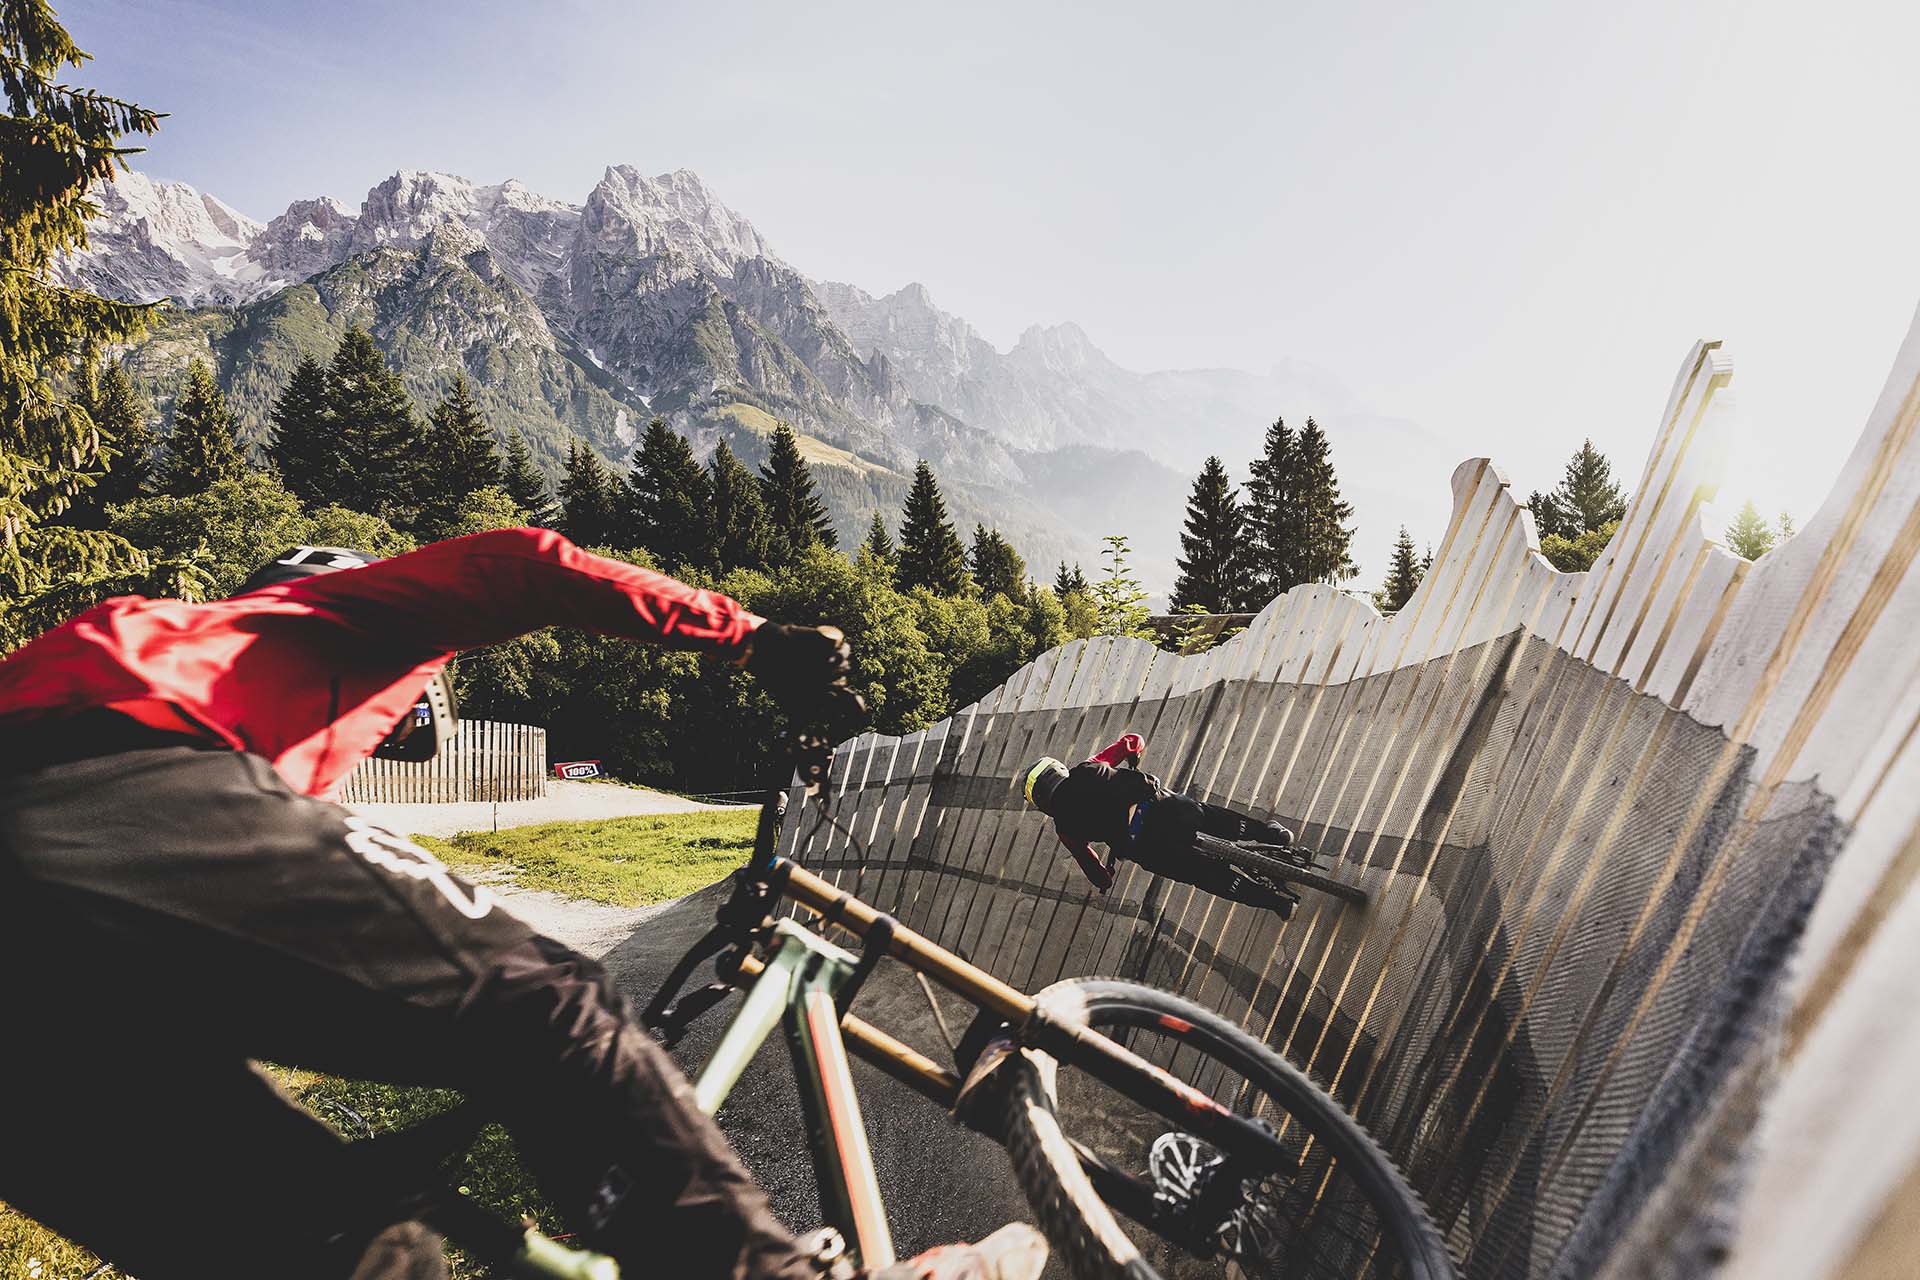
[683,853,1309,1266]
[692,917,899,1268]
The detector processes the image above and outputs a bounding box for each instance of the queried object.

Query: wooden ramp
[775,303,1920,1279]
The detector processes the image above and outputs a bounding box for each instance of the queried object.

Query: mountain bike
[1189,832,1370,907]
[364,741,1447,1279]
[636,745,1450,1280]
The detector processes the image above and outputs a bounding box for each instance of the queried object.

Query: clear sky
[65,0,1920,537]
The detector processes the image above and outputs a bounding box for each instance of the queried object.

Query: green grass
[2,809,751,1276]
[0,1068,546,1280]
[417,808,758,906]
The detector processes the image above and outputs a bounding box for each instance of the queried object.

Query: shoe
[1256,821,1294,847]
[866,1223,1049,1280]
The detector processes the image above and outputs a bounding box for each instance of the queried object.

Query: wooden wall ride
[780,302,1920,1279]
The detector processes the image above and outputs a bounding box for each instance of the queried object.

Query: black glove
[747,622,865,728]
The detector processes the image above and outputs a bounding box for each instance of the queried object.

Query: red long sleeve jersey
[0,528,757,797]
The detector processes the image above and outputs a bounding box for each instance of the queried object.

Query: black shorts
[0,745,809,1280]
[1128,794,1295,907]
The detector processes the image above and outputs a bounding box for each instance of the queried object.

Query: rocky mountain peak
[54,169,270,304]
[104,169,265,245]
[583,164,776,278]
[348,169,485,254]
[819,279,985,365]
[1011,321,1107,372]
[891,281,936,308]
[251,194,358,281]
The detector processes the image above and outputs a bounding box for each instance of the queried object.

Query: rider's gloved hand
[748,626,866,800]
[746,622,865,724]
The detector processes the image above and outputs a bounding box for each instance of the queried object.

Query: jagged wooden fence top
[780,304,1920,1279]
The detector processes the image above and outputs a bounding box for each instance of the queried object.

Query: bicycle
[1188,832,1370,908]
[368,740,1448,1279]
[639,744,1448,1280]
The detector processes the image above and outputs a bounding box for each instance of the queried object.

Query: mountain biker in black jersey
[1023,733,1300,917]
[0,528,1045,1280]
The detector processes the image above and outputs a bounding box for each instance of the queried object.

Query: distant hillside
[75,164,1459,589]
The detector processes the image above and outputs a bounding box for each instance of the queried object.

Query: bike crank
[1147,1131,1288,1266]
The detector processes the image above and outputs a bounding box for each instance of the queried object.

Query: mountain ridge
[64,164,1459,589]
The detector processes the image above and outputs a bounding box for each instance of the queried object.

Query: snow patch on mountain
[54,169,274,305]
[58,164,763,310]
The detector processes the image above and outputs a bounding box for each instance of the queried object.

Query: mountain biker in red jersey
[1022,734,1299,917]
[0,527,1044,1280]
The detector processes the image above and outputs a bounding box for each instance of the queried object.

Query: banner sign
[553,760,602,780]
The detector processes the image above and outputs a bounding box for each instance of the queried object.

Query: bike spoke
[1051,1018,1420,1280]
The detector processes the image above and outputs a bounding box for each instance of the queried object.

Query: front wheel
[1000,979,1451,1280]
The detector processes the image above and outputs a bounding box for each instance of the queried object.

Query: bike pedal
[799,1227,857,1279]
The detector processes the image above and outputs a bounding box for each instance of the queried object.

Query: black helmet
[1023,756,1069,814]
[238,546,459,763]
[235,546,381,594]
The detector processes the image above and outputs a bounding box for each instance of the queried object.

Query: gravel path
[487,883,670,959]
[347,779,743,838]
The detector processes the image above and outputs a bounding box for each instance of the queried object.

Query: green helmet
[1023,756,1069,814]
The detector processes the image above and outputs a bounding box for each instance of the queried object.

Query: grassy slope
[418,807,755,906]
[0,809,754,1279]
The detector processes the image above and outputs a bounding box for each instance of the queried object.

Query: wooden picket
[336,719,548,803]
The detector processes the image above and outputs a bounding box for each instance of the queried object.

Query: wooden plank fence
[778,302,1920,1279]
[337,719,548,804]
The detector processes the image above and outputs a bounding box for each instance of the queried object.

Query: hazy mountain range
[61,166,1460,593]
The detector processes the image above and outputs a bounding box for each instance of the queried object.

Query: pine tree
[971,524,1026,600]
[1170,455,1246,613]
[758,421,836,561]
[859,513,896,565]
[158,359,244,496]
[558,440,618,547]
[0,1,161,581]
[92,363,157,509]
[623,416,712,568]
[1531,439,1627,541]
[1053,561,1089,597]
[501,430,556,526]
[1726,499,1776,560]
[61,361,156,526]
[707,439,772,571]
[1375,526,1424,613]
[1242,417,1302,602]
[1292,418,1357,583]
[327,328,429,527]
[419,375,500,532]
[267,354,339,506]
[1090,534,1152,637]
[896,460,969,594]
